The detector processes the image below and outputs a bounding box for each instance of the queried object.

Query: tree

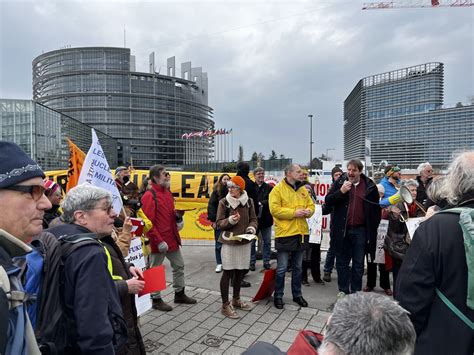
[269,150,277,160]
[238,145,244,162]
[251,151,258,162]
[279,154,285,159]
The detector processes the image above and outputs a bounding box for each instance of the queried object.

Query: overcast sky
[1,0,473,164]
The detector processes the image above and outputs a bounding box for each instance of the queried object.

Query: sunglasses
[3,185,46,201]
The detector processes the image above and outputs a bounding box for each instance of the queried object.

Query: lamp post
[308,114,313,175]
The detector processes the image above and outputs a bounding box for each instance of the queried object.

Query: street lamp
[308,114,314,175]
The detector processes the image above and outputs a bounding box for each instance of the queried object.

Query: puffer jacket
[269,179,315,238]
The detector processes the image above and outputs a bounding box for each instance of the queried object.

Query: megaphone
[387,186,413,205]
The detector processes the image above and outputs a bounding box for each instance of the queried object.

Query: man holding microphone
[325,159,381,299]
[269,164,315,309]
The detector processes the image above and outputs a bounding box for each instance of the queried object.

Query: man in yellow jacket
[269,164,315,309]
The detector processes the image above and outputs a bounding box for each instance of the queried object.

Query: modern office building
[344,62,474,169]
[0,99,117,170]
[32,47,214,168]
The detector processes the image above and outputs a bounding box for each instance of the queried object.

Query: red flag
[252,268,276,302]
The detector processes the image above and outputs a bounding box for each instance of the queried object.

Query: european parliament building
[344,62,474,169]
[0,99,117,170]
[32,47,214,168]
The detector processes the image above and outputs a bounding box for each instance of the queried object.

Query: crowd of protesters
[1,139,473,354]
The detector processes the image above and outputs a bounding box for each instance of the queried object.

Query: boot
[152,298,173,311]
[174,289,197,304]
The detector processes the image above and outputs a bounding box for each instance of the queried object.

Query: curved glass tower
[33,47,214,168]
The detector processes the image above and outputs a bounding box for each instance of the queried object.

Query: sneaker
[232,298,252,311]
[336,292,346,300]
[215,264,223,273]
[222,303,240,319]
[323,272,331,282]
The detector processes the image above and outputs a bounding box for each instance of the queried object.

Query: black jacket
[47,224,126,355]
[395,197,474,354]
[256,182,273,228]
[416,176,432,205]
[207,185,228,223]
[324,173,381,259]
[43,204,61,229]
[100,236,145,355]
[237,172,258,207]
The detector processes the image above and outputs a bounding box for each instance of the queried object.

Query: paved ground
[139,243,336,354]
[140,243,392,354]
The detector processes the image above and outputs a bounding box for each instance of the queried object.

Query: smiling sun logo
[195,208,213,231]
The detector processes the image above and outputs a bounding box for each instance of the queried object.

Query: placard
[374,219,389,264]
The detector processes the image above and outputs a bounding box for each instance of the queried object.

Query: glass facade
[32,47,214,168]
[0,99,117,170]
[344,62,474,169]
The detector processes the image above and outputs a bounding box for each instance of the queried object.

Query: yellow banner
[46,170,234,240]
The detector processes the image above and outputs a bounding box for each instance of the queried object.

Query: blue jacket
[379,176,400,208]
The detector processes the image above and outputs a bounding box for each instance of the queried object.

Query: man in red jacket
[141,165,196,311]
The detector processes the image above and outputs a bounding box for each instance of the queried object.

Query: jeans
[250,226,272,265]
[274,249,303,299]
[214,229,222,265]
[323,243,336,273]
[336,227,366,294]
[150,249,185,299]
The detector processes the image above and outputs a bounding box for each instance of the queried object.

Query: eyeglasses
[90,204,114,214]
[3,185,46,201]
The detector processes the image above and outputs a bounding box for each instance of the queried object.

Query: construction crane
[362,0,474,10]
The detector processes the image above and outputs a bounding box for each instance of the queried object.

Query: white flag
[78,129,123,213]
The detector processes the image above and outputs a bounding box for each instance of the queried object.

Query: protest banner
[78,129,123,214]
[308,204,323,244]
[65,138,85,192]
[374,219,389,264]
[124,238,152,315]
[406,217,424,239]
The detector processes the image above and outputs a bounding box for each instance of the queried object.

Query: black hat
[0,141,45,188]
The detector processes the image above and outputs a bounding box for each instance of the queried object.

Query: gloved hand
[158,241,169,253]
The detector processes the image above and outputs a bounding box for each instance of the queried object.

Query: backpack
[436,207,474,330]
[26,232,128,354]
[0,257,40,355]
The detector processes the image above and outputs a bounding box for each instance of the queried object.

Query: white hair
[417,162,432,175]
[61,183,112,223]
[441,152,474,206]
[319,293,416,355]
[400,179,419,189]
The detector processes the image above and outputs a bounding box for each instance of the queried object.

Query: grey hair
[426,176,446,204]
[400,179,419,189]
[417,162,432,175]
[253,167,265,175]
[441,151,474,205]
[61,183,112,223]
[319,292,416,355]
[284,164,300,176]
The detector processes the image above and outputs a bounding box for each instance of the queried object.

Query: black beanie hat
[0,141,45,188]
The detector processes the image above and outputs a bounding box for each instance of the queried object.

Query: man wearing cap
[141,165,196,312]
[0,141,51,354]
[269,164,315,309]
[115,166,139,201]
[379,165,401,208]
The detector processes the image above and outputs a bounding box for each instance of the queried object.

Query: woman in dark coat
[207,173,231,273]
[385,179,425,293]
[100,235,146,355]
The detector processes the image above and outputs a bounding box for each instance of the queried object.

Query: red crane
[362,0,474,10]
